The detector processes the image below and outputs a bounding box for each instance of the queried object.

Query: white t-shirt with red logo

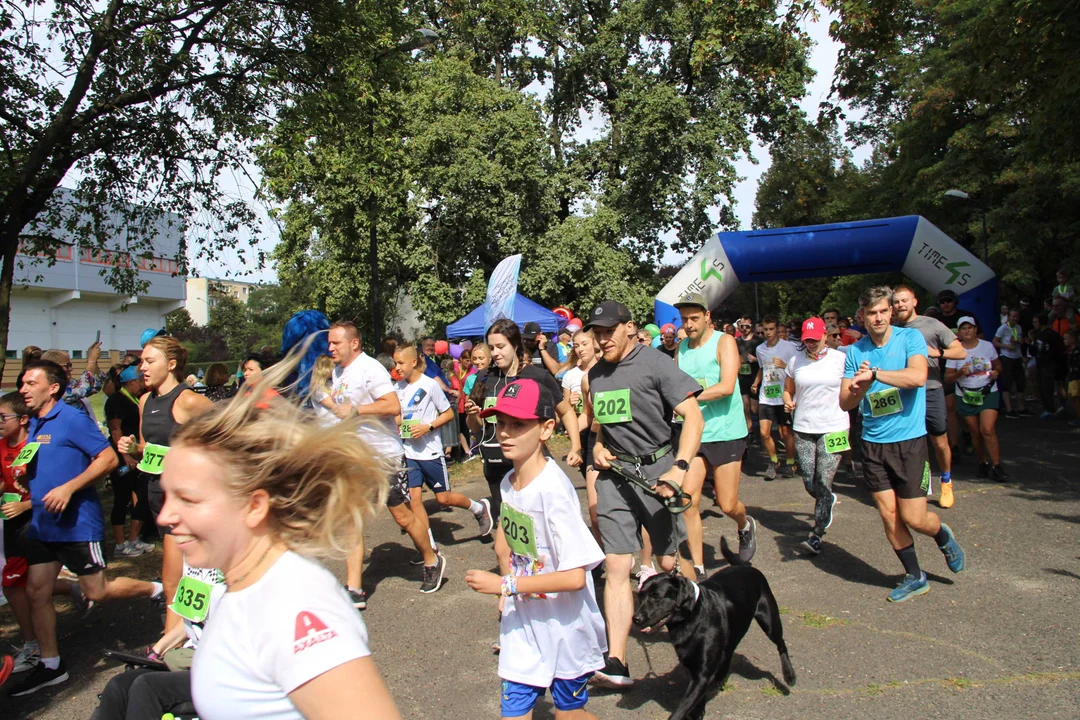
[191,551,371,719]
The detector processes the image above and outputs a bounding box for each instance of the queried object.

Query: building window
[81,248,131,267]
[72,350,84,359]
[5,350,15,359]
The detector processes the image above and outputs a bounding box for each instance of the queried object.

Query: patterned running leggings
[793,431,842,536]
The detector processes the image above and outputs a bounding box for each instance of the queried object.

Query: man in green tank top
[674,292,757,572]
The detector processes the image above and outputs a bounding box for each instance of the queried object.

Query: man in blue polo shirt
[840,287,967,604]
[8,360,164,697]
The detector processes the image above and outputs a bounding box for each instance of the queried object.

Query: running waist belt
[610,444,672,466]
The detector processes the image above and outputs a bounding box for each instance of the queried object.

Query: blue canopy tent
[446,294,569,338]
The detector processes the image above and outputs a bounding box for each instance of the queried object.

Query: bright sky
[193,12,859,282]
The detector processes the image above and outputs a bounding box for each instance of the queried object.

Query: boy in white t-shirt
[394,347,494,542]
[466,379,606,720]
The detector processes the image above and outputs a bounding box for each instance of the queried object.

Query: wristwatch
[871,367,880,383]
[674,459,690,472]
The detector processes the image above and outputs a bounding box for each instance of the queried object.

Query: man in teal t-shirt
[674,292,754,577]
[840,286,967,604]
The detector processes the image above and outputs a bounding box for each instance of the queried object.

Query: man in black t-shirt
[583,300,703,691]
[736,318,763,437]
[103,365,151,556]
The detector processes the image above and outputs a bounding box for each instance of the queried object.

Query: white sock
[150,581,164,599]
[427,529,437,552]
[24,639,40,651]
[41,656,60,670]
[347,586,363,595]
[468,499,484,515]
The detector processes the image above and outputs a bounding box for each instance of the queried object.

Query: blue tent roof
[446,294,569,338]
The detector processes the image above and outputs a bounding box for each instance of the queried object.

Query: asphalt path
[3,417,1078,719]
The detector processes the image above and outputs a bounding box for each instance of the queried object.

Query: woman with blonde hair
[118,337,214,633]
[159,353,400,718]
[309,354,337,426]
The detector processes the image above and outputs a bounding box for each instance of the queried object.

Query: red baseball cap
[802,317,826,341]
[660,323,677,335]
[478,379,556,421]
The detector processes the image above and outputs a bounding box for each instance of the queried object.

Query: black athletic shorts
[698,438,747,468]
[23,536,108,575]
[998,356,1025,393]
[738,372,756,397]
[924,385,948,437]
[861,437,930,500]
[758,404,791,426]
[146,474,171,535]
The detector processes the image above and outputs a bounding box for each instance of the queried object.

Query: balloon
[643,323,661,339]
[552,306,572,321]
[652,336,662,348]
[434,340,449,355]
[460,339,473,350]
[449,343,464,359]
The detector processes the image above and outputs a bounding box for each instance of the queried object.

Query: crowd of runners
[0,274,1077,718]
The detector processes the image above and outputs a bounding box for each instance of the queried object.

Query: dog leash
[606,461,693,514]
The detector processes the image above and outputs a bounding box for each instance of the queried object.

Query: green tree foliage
[823,0,1080,301]
[265,0,818,336]
[0,0,360,373]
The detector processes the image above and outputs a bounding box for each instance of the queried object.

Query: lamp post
[943,189,988,265]
[369,28,439,347]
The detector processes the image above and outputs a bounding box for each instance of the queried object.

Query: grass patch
[861,682,885,697]
[761,685,784,697]
[943,677,972,690]
[800,611,849,628]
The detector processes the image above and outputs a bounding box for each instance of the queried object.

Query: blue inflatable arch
[655,216,999,333]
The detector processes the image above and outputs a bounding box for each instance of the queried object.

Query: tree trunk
[0,223,21,379]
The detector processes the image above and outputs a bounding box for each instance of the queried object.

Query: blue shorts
[501,674,592,717]
[405,457,450,493]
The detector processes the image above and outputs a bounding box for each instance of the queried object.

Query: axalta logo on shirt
[293,611,338,654]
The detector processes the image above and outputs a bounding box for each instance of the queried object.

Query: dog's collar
[691,580,701,605]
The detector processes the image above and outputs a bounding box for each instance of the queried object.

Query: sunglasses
[829,333,842,338]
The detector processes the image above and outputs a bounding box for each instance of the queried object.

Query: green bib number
[824,431,850,454]
[868,387,903,418]
[170,575,213,623]
[400,419,419,438]
[11,442,40,467]
[763,384,782,400]
[739,363,752,376]
[500,503,538,559]
[593,389,632,425]
[137,443,170,475]
[961,389,984,406]
[573,396,583,413]
[483,396,498,424]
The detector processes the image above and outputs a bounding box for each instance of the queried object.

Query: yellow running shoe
[939,481,955,509]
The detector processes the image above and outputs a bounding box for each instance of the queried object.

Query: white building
[185,277,258,326]
[7,191,187,379]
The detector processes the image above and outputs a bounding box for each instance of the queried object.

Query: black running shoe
[8,659,68,697]
[346,587,367,611]
[591,655,633,689]
[991,464,1008,481]
[420,554,446,594]
[978,462,990,478]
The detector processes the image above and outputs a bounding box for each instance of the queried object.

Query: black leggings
[90,669,193,720]
[110,470,151,528]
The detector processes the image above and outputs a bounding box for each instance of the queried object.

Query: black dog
[632,538,796,720]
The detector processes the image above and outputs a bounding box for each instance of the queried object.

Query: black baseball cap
[583,301,633,330]
[521,321,541,340]
[937,289,959,303]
